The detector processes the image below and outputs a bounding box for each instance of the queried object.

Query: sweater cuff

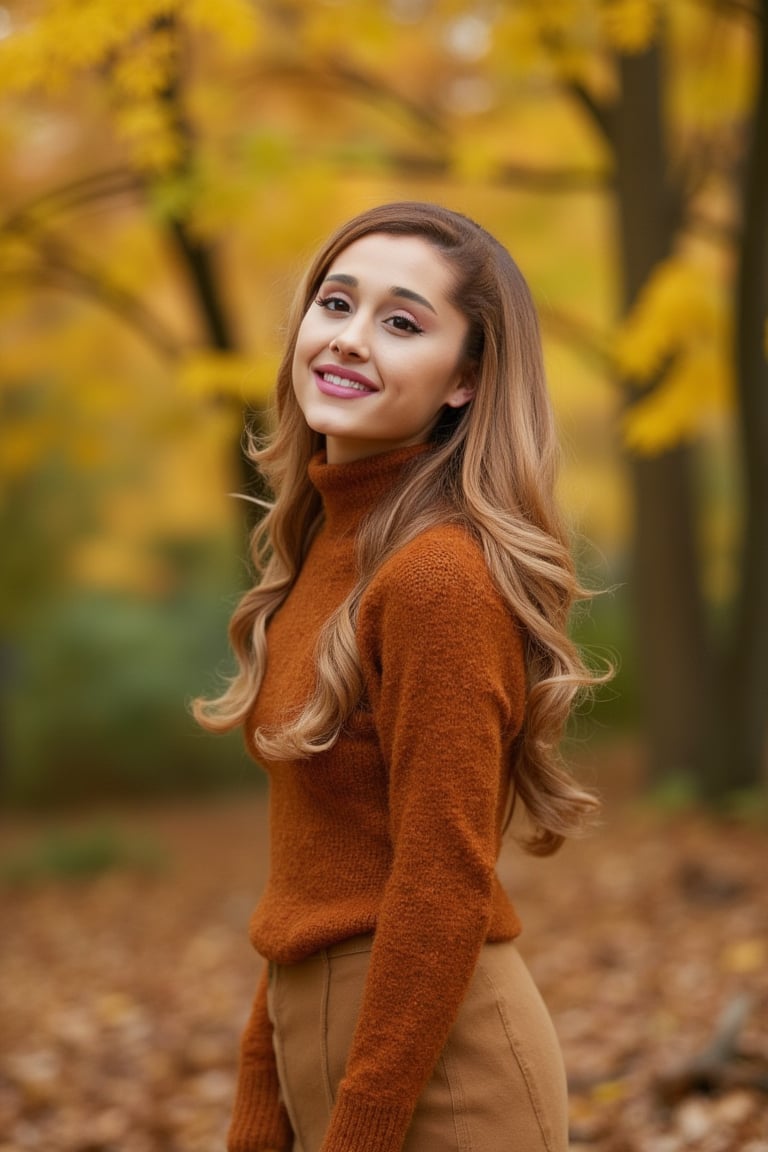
[227,1059,293,1152]
[320,1087,414,1152]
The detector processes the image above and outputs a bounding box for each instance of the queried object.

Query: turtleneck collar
[307,443,433,537]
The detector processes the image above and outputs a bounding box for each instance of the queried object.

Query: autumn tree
[719,0,768,794]
[1,0,764,798]
[572,1,767,794]
[450,0,766,793]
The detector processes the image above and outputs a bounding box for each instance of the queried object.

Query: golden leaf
[591,1078,629,1104]
[600,0,660,54]
[114,100,184,172]
[182,0,262,56]
[614,257,730,385]
[622,343,732,455]
[720,939,766,974]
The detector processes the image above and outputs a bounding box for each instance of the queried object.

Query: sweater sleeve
[227,964,294,1152]
[319,531,526,1152]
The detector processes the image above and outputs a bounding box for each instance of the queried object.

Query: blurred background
[2,0,766,811]
[2,5,768,1152]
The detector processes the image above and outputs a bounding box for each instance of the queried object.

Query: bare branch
[539,305,616,377]
[3,227,182,361]
[533,22,618,145]
[327,56,448,138]
[6,264,182,360]
[1,186,182,359]
[495,161,612,191]
[566,80,618,146]
[4,169,141,232]
[259,57,448,141]
[342,151,611,191]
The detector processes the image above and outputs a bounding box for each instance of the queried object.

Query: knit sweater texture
[227,444,526,1152]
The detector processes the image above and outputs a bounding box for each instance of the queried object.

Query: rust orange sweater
[228,445,526,1152]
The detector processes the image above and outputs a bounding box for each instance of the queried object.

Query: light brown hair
[194,201,605,854]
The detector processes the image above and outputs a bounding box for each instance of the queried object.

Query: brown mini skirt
[266,935,569,1152]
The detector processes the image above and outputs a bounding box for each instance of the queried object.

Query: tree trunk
[706,1,768,795]
[167,220,262,509]
[613,46,710,782]
[156,13,259,508]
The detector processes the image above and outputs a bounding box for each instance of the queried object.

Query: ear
[445,364,477,409]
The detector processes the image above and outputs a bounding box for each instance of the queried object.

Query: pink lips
[314,364,378,399]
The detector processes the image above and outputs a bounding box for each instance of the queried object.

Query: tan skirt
[266,935,569,1152]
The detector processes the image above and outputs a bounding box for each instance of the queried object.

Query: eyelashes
[389,314,425,335]
[314,294,348,313]
[314,295,424,335]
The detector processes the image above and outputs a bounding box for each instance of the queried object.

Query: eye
[387,313,424,335]
[315,294,350,313]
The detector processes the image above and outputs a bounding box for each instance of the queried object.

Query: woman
[195,201,603,1152]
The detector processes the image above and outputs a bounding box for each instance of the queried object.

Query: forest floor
[1,743,767,1152]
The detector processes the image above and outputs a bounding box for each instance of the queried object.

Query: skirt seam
[440,1045,473,1152]
[320,949,335,1110]
[268,963,307,1152]
[476,960,555,1152]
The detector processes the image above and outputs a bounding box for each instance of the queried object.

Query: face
[292,232,475,464]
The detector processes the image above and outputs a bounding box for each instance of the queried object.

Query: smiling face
[291,233,475,464]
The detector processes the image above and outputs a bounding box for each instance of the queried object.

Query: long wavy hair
[194,201,605,854]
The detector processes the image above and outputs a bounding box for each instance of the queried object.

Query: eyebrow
[322,273,437,315]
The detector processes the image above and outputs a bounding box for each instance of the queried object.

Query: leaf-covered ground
[2,770,767,1152]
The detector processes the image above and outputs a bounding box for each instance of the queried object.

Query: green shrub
[4,575,257,807]
[0,825,167,884]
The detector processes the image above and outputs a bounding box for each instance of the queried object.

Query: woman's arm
[320,529,525,1152]
[227,965,294,1152]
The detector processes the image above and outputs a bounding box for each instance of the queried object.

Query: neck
[308,443,432,537]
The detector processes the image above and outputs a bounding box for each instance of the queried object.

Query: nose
[330,313,370,360]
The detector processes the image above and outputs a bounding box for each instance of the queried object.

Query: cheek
[416,351,464,399]
[295,308,321,353]
[293,320,317,377]
[293,324,309,363]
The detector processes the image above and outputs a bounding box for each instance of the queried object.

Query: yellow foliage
[0,0,752,574]
[94,223,166,297]
[1,423,52,479]
[551,41,600,86]
[615,257,728,381]
[622,344,731,454]
[490,8,545,75]
[493,0,661,71]
[600,0,660,54]
[113,100,184,172]
[0,233,39,278]
[616,256,732,453]
[535,0,586,40]
[182,0,262,57]
[70,402,241,594]
[0,0,260,101]
[0,0,177,93]
[669,1,754,128]
[452,129,501,183]
[178,350,279,404]
[66,430,112,470]
[110,28,178,101]
[178,149,266,237]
